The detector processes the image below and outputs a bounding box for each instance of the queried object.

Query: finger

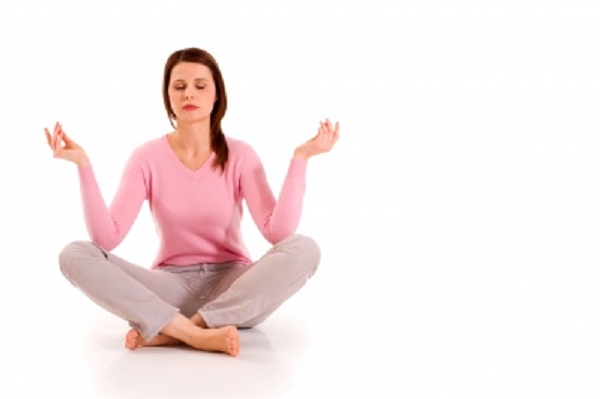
[323,122,337,146]
[59,128,71,143]
[53,135,61,156]
[46,128,60,154]
[62,132,79,149]
[47,128,58,153]
[54,127,65,154]
[52,122,61,149]
[321,122,334,141]
[323,129,335,148]
[57,124,67,144]
[53,131,60,154]
[321,132,334,150]
[327,122,335,137]
[44,128,52,147]
[61,132,72,146]
[318,125,326,138]
[57,132,65,152]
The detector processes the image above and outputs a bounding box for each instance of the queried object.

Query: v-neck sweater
[77,135,307,268]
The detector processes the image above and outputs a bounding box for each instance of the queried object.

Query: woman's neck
[170,120,211,155]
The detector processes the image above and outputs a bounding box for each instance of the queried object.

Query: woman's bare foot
[125,313,208,350]
[183,326,239,357]
[125,316,239,357]
[125,329,181,350]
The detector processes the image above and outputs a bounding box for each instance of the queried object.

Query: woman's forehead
[171,62,213,81]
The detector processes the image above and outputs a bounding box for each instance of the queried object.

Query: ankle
[191,313,208,328]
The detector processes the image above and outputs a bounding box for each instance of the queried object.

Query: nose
[184,87,194,99]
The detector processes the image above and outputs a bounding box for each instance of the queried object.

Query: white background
[0,0,599,398]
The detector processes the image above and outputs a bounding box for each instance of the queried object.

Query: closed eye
[174,86,206,90]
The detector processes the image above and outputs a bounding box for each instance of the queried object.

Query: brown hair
[162,48,229,172]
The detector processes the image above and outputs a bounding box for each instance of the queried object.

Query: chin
[178,116,210,125]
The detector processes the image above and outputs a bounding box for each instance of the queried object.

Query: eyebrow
[172,78,209,84]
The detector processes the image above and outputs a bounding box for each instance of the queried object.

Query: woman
[44,47,339,357]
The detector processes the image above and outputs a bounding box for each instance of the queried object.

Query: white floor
[2,263,600,399]
[1,281,399,399]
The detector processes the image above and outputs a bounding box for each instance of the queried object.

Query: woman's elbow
[88,232,119,252]
[266,226,297,245]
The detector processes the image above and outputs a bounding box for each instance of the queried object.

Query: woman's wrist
[293,148,310,161]
[76,153,91,167]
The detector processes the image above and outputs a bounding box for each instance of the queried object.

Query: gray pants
[59,234,320,341]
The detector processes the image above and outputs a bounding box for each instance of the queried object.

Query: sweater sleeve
[241,148,307,244]
[77,151,147,250]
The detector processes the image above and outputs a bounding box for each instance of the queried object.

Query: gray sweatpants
[59,234,320,341]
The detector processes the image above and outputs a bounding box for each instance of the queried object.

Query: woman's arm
[45,122,146,250]
[242,119,339,244]
[77,157,146,250]
[242,155,306,244]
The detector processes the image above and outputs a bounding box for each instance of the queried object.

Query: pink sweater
[77,135,306,268]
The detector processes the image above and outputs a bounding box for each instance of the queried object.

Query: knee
[58,240,100,280]
[281,234,321,274]
[298,235,321,268]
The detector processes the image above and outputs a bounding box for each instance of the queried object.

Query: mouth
[183,105,198,111]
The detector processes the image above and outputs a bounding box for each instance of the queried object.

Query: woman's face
[168,62,217,125]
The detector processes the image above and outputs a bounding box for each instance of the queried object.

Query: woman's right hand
[45,122,90,166]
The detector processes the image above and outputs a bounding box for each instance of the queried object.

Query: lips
[183,104,198,111]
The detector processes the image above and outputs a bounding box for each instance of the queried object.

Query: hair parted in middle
[162,47,229,172]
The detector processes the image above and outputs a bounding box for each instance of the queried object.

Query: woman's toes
[125,329,142,350]
[227,327,239,357]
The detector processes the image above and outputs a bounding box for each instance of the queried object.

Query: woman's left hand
[293,119,340,161]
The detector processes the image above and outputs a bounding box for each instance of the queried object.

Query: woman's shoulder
[225,136,260,161]
[129,135,167,159]
[119,135,167,172]
[226,136,254,153]
[136,135,165,152]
